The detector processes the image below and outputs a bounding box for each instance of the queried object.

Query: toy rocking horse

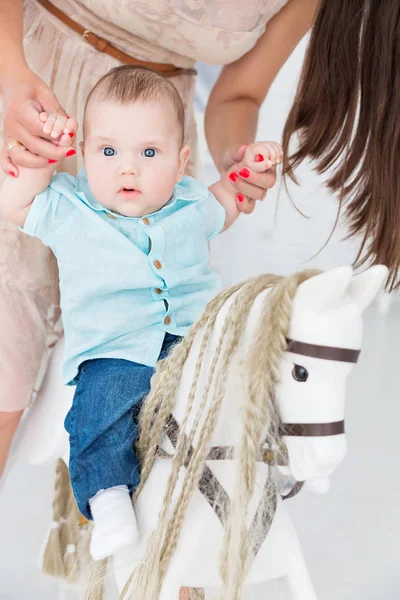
[9,265,387,600]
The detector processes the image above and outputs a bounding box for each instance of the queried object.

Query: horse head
[277,265,387,482]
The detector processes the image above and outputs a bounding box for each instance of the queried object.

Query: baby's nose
[120,164,137,175]
[119,157,138,175]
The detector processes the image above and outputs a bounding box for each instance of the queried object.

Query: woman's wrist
[205,95,259,170]
[0,60,30,93]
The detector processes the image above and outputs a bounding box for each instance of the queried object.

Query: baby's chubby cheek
[148,176,178,203]
[84,173,112,205]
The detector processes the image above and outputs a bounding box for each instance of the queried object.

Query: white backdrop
[1,36,399,600]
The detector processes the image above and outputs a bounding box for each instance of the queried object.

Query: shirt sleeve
[177,176,226,240]
[201,188,226,240]
[21,185,61,248]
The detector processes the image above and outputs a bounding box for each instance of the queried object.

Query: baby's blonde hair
[83,65,185,143]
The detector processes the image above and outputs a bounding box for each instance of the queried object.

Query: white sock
[89,485,138,560]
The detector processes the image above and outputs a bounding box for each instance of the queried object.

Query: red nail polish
[229,172,238,182]
[48,159,58,164]
[66,115,71,119]
[9,171,16,177]
[239,168,250,178]
[255,154,264,162]
[68,132,74,138]
[237,194,245,203]
[66,148,76,157]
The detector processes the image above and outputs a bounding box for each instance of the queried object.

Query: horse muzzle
[281,431,347,482]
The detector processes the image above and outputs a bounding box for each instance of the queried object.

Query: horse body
[114,303,307,595]
[116,478,313,597]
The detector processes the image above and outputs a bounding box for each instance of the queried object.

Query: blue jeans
[64,333,181,519]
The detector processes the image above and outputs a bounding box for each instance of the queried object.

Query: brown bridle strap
[281,420,345,437]
[286,338,360,363]
[280,480,305,500]
[157,443,286,466]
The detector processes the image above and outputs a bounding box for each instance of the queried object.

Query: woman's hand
[222,142,282,214]
[0,65,75,176]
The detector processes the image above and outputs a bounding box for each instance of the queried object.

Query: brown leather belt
[36,0,197,78]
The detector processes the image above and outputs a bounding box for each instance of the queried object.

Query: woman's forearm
[205,0,319,172]
[205,97,259,172]
[0,0,27,84]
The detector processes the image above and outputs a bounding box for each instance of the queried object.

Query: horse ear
[295,266,354,312]
[347,265,388,312]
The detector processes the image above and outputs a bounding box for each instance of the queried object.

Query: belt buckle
[82,29,95,43]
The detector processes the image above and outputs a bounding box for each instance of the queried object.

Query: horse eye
[292,364,308,382]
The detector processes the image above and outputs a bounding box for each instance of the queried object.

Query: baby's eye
[102,147,116,157]
[142,148,157,158]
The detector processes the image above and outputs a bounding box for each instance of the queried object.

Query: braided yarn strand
[220,270,318,599]
[42,459,70,579]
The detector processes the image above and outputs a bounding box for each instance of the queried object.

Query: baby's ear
[177,144,191,182]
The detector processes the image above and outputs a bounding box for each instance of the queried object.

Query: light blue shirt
[23,170,226,384]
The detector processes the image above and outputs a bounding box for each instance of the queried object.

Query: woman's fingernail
[237,193,245,203]
[229,172,238,182]
[68,132,74,138]
[48,159,58,164]
[66,148,76,157]
[239,168,250,178]
[255,154,264,162]
[9,171,16,177]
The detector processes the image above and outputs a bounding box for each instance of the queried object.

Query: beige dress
[0,0,288,411]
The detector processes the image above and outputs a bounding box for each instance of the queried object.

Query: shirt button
[154,260,162,269]
[142,217,149,225]
[164,316,171,325]
[155,287,163,294]
[107,213,116,219]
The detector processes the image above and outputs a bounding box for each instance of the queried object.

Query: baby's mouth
[118,186,141,198]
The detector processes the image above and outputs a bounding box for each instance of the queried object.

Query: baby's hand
[242,141,283,173]
[39,112,78,146]
[226,141,282,214]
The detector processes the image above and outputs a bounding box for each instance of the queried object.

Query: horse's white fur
[9,266,387,599]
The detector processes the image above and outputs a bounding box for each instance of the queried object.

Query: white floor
[1,38,400,599]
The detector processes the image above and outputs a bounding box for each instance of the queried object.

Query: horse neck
[167,286,273,449]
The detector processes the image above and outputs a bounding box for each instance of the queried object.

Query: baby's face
[82,99,189,217]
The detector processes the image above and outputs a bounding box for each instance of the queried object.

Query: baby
[0,66,282,560]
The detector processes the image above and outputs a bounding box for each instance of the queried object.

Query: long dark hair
[282,0,400,289]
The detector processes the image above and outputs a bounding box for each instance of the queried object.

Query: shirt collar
[75,169,108,213]
[75,170,197,220]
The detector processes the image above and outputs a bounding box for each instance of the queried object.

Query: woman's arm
[0,0,74,173]
[0,0,26,80]
[205,0,319,172]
